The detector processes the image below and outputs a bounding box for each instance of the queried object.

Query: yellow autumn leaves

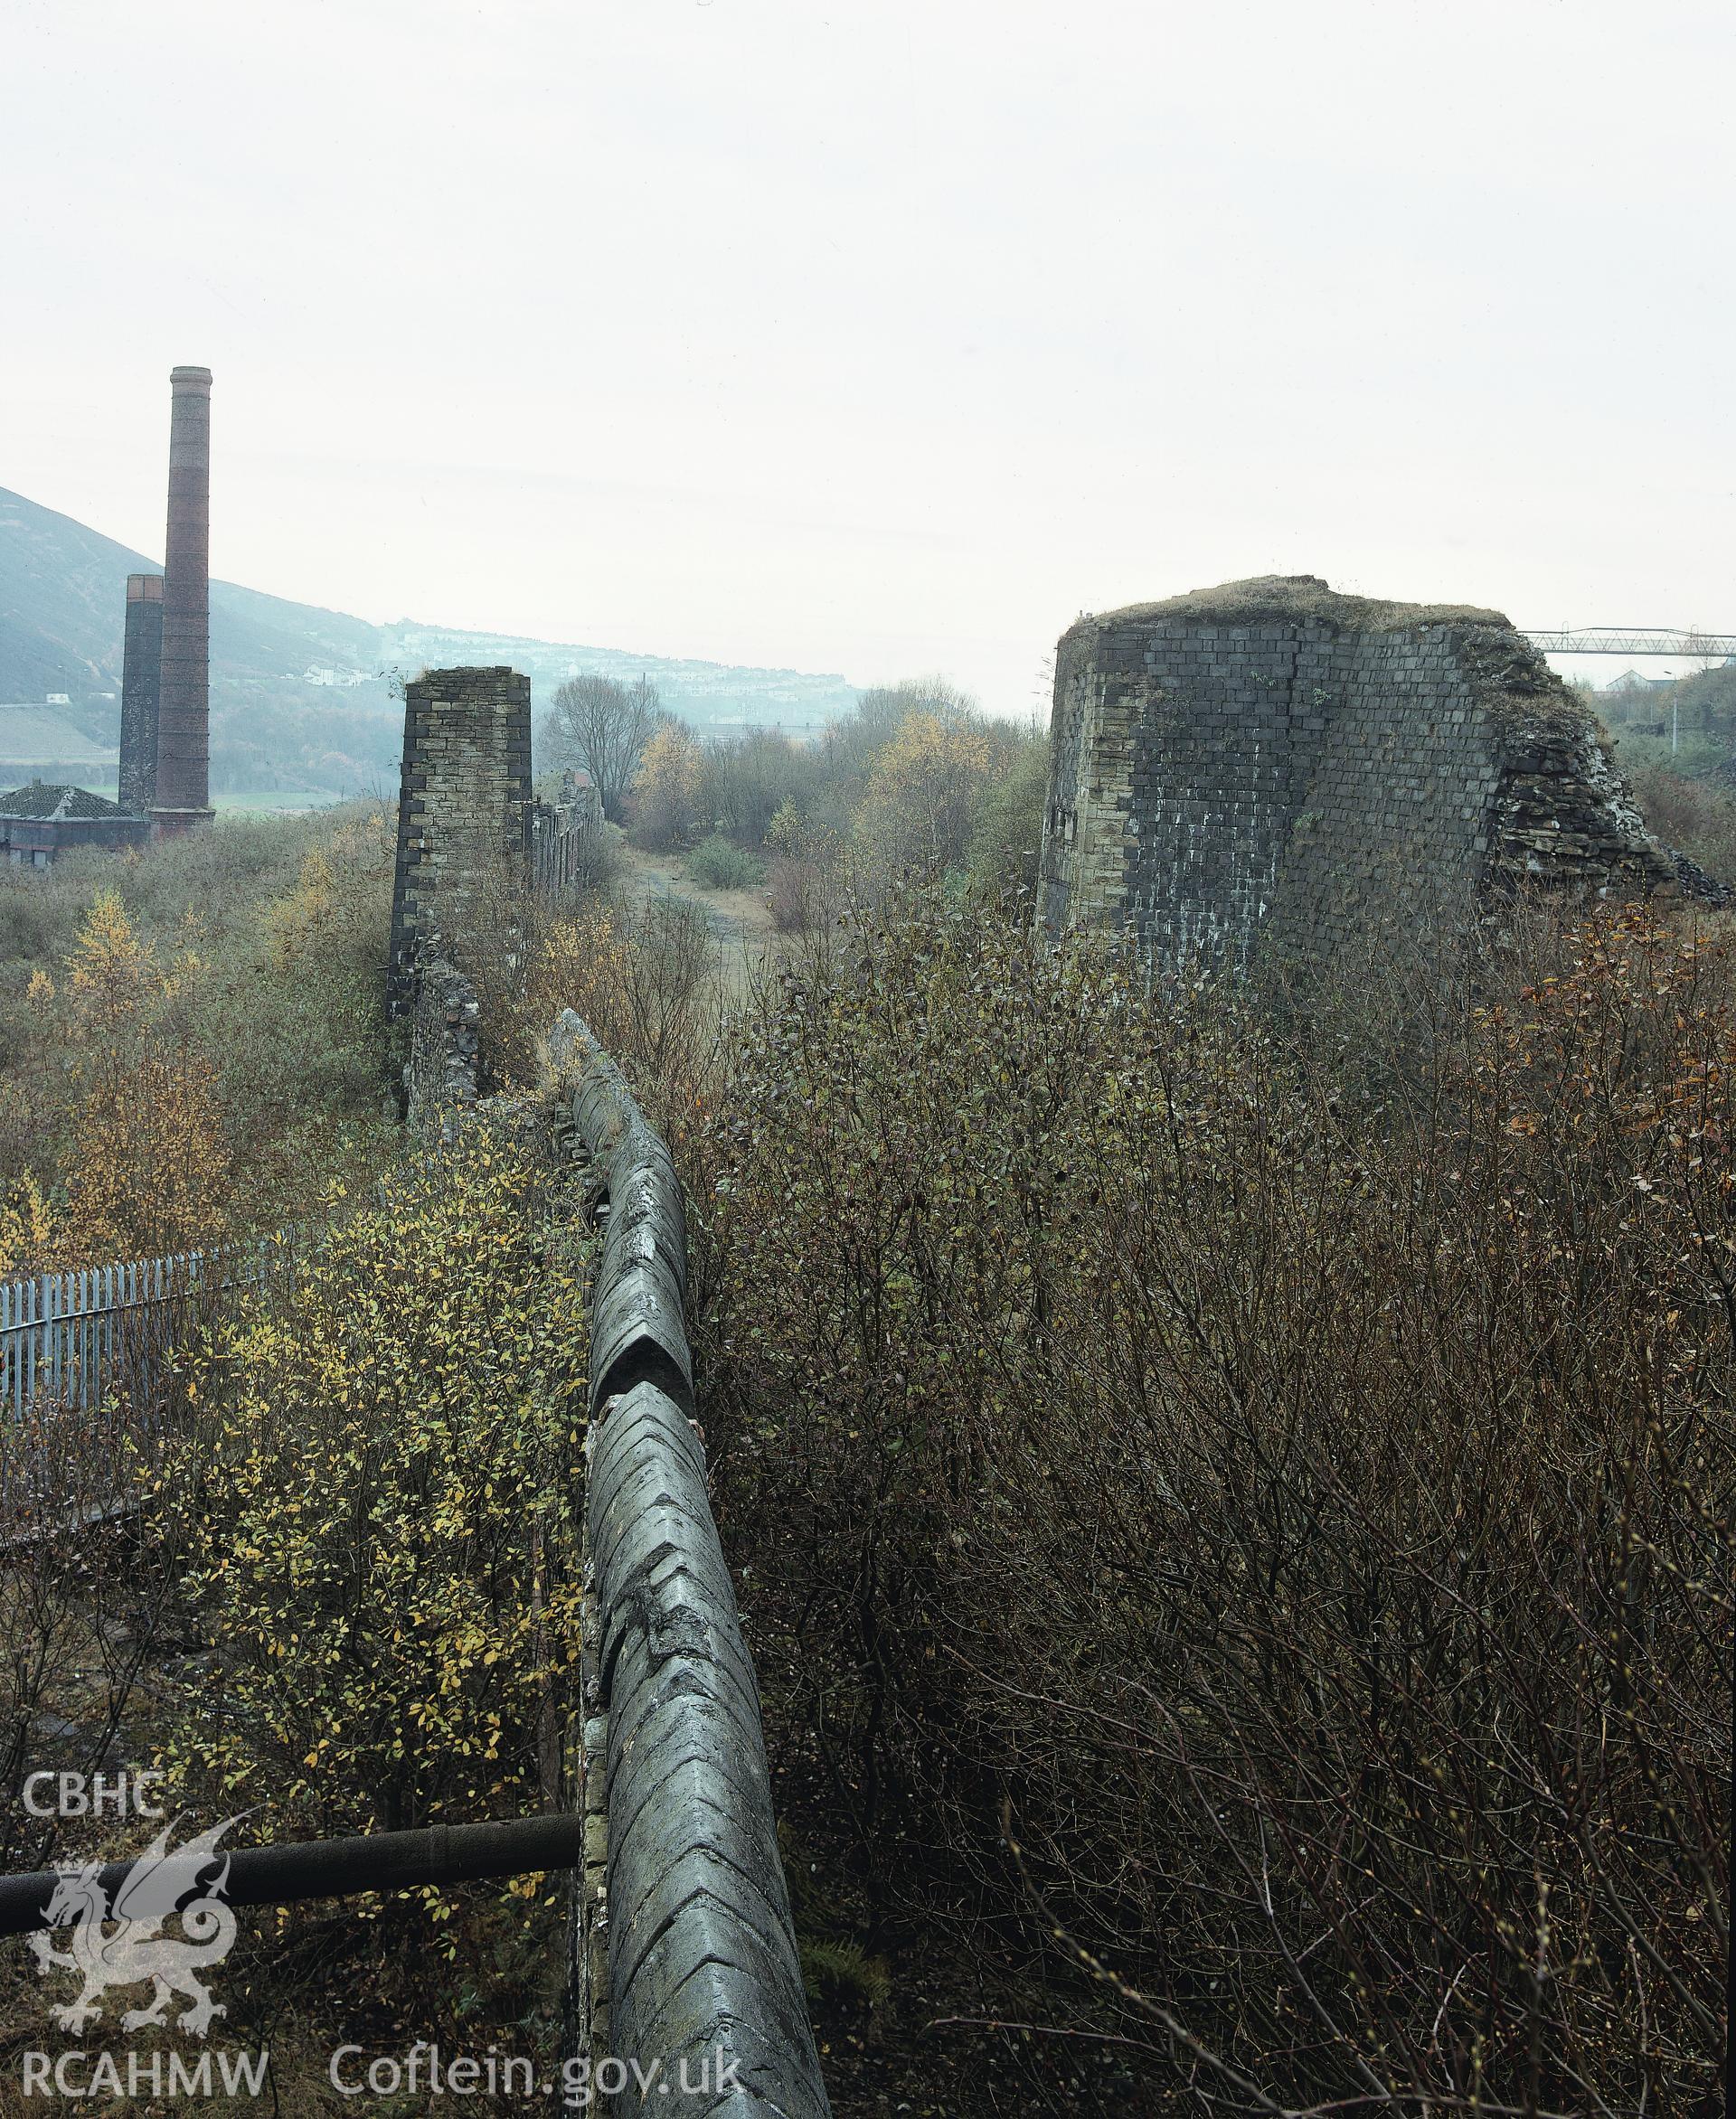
[61,890,231,1261]
[1,811,397,1274]
[153,1125,590,1843]
[850,710,994,886]
[0,888,231,1267]
[632,721,705,849]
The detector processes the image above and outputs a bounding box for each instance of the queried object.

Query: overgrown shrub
[698,730,821,844]
[1628,759,1736,881]
[850,711,993,890]
[963,726,1049,904]
[0,1494,174,1872]
[695,894,1731,2113]
[686,833,765,891]
[457,881,720,1147]
[766,855,820,934]
[55,891,232,1261]
[0,806,395,1262]
[630,721,704,849]
[154,1125,588,1840]
[762,807,848,944]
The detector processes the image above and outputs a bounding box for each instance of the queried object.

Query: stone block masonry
[1037,576,1676,975]
[532,769,605,894]
[402,957,484,1135]
[387,666,533,1018]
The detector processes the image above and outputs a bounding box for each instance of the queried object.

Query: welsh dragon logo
[29,1816,241,2039]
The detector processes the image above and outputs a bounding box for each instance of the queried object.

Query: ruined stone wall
[402,958,484,1136]
[387,666,533,1017]
[1038,577,1675,974]
[532,769,605,894]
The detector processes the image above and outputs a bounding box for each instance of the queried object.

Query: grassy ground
[618,843,786,1006]
[212,789,354,815]
[620,844,778,941]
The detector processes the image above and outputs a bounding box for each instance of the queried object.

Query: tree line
[539,670,1051,918]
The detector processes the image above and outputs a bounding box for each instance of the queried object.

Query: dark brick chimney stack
[152,364,213,832]
[118,573,164,815]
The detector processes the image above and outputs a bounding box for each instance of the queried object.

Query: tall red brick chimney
[152,364,213,831]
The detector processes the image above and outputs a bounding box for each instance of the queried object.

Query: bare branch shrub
[454,868,722,1142]
[541,674,660,824]
[695,892,1732,2112]
[1627,760,1736,882]
[0,1283,216,1875]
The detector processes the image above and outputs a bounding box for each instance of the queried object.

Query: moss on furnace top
[1064,575,1512,642]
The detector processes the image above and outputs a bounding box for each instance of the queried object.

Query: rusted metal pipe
[0,1813,583,1936]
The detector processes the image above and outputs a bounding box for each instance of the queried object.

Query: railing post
[29,1274,36,1418]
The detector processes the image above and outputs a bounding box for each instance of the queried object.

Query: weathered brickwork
[118,573,164,817]
[1038,576,1675,974]
[153,365,213,831]
[387,666,533,1017]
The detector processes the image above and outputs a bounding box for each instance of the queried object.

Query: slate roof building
[0,782,151,868]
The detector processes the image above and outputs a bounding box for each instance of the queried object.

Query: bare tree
[541,673,660,822]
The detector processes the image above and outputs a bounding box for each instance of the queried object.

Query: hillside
[0,486,860,796]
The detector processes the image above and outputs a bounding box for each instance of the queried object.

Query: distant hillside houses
[3,483,863,796]
[299,666,374,688]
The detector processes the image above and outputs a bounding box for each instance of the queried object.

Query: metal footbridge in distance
[1524,628,1736,660]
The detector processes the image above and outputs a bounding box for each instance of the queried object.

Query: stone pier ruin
[387,665,533,1019]
[1037,576,1676,973]
[387,667,606,1125]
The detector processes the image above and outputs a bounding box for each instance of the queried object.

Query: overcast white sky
[5,0,1732,708]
